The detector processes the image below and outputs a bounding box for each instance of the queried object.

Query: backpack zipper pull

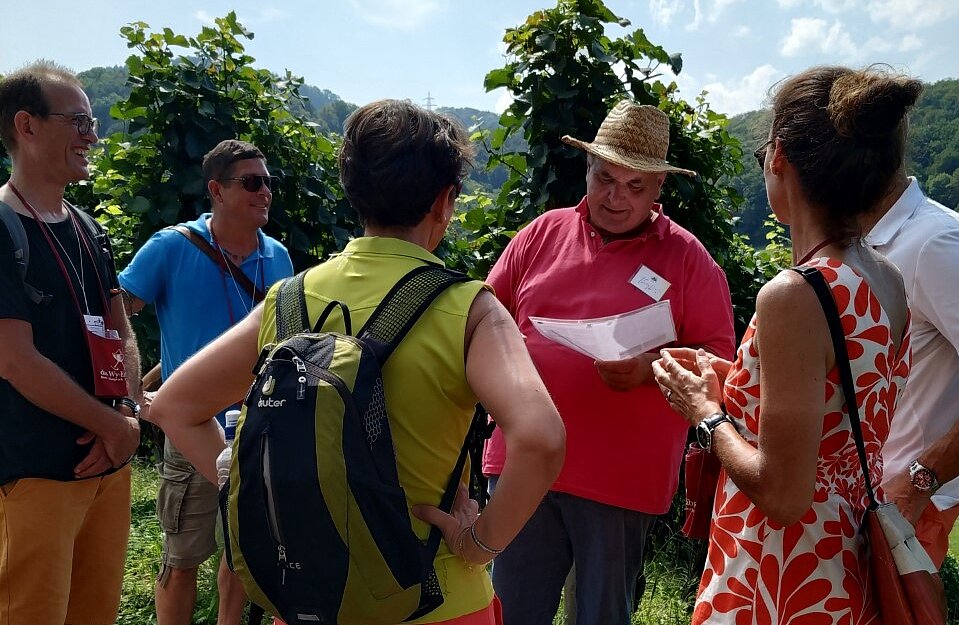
[293,357,307,399]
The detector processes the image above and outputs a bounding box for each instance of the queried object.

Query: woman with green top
[151,99,565,625]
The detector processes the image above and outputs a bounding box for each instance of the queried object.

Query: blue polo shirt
[119,213,294,423]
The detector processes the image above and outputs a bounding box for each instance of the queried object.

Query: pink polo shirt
[482,198,735,513]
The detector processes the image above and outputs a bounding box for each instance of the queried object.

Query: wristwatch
[696,412,732,452]
[115,397,141,419]
[909,460,941,494]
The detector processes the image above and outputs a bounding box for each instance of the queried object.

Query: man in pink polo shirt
[483,100,736,625]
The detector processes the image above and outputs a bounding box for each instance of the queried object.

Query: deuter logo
[258,397,287,408]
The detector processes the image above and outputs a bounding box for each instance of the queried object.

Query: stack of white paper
[529,300,677,362]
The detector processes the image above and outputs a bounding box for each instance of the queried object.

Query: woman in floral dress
[652,65,921,624]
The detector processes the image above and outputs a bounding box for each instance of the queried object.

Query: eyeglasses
[753,139,774,169]
[220,175,277,193]
[46,112,99,136]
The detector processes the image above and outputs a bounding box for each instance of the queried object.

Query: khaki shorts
[157,439,219,582]
[0,464,131,625]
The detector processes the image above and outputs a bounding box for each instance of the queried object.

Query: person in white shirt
[863,172,959,568]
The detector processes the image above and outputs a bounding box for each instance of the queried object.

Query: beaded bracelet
[469,521,504,555]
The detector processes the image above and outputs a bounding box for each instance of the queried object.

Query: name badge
[630,265,670,301]
[84,314,106,337]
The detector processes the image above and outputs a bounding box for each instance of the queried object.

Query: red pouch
[83,326,128,399]
[681,442,721,540]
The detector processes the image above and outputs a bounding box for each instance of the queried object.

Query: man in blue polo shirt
[119,139,293,625]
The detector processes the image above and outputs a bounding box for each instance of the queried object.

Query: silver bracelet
[469,521,504,555]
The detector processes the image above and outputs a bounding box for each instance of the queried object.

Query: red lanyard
[7,183,112,319]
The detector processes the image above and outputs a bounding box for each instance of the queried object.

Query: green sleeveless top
[258,237,492,622]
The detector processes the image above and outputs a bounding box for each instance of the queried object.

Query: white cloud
[868,0,959,29]
[348,0,444,31]
[734,25,751,37]
[775,0,859,10]
[686,0,745,31]
[494,90,513,115]
[816,0,859,12]
[194,10,216,26]
[257,8,289,22]
[899,34,924,52]
[779,17,856,59]
[699,64,785,115]
[649,0,685,26]
[688,0,703,30]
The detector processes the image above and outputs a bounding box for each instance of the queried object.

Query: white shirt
[866,178,959,509]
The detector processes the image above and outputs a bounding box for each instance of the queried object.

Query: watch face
[696,423,711,450]
[909,462,939,491]
[912,467,937,491]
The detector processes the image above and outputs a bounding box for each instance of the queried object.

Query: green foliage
[77,66,132,137]
[82,12,358,274]
[470,0,774,334]
[942,554,959,624]
[727,77,959,245]
[70,13,361,371]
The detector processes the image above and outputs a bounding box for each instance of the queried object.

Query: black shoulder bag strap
[169,225,266,303]
[791,266,880,511]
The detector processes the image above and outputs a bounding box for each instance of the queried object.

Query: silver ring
[665,389,672,402]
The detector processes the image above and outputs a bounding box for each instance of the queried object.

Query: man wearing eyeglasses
[119,139,293,625]
[0,61,141,624]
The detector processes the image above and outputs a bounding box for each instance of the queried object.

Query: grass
[121,461,959,625]
[119,460,222,625]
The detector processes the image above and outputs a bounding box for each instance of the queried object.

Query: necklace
[45,212,90,312]
[218,244,261,316]
[795,236,846,265]
[210,224,261,318]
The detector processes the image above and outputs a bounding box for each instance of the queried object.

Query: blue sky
[1,0,957,117]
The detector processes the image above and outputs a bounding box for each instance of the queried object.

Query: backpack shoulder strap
[0,201,28,281]
[274,271,310,342]
[0,201,52,305]
[71,205,104,241]
[358,264,470,363]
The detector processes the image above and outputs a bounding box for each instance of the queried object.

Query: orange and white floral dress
[692,258,911,625]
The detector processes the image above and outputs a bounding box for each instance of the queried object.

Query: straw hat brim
[562,135,698,177]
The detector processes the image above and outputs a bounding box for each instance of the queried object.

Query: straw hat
[562,100,697,177]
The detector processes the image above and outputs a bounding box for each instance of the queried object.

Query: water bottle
[216,409,241,488]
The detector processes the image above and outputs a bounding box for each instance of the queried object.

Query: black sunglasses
[220,174,277,192]
[46,112,99,135]
[753,139,774,169]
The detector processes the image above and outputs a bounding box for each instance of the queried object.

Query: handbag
[682,441,721,539]
[793,265,946,625]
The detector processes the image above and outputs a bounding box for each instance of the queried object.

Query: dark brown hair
[338,99,473,228]
[201,139,266,185]
[770,65,922,233]
[0,60,84,152]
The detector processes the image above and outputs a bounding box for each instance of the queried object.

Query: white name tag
[630,265,670,301]
[83,314,106,337]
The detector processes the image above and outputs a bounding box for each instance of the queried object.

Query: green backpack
[222,264,486,625]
